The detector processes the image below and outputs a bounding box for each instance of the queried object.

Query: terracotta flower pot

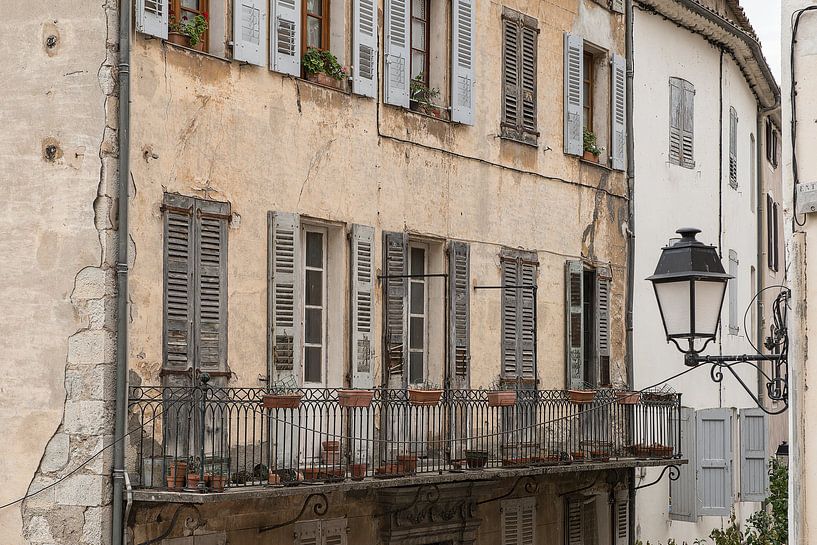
[582,150,599,162]
[350,463,368,480]
[268,471,281,485]
[337,389,374,408]
[376,463,401,477]
[306,72,344,89]
[407,389,443,406]
[322,441,340,451]
[187,473,201,488]
[322,450,341,465]
[568,389,596,404]
[167,461,188,490]
[487,391,517,407]
[617,391,641,405]
[167,32,190,47]
[262,393,302,409]
[210,474,226,492]
[464,450,489,469]
[190,39,205,51]
[397,454,417,474]
[571,451,586,462]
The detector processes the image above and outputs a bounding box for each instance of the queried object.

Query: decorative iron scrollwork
[257,493,330,533]
[634,465,681,490]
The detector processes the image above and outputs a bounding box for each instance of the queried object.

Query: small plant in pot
[167,459,188,490]
[410,74,443,118]
[407,381,443,406]
[486,378,517,407]
[186,457,203,489]
[464,449,489,469]
[262,377,303,409]
[167,17,190,47]
[337,388,374,408]
[169,13,209,51]
[568,383,596,404]
[349,462,368,480]
[303,48,348,89]
[582,128,604,163]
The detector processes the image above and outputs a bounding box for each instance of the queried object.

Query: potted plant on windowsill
[168,17,190,47]
[407,381,443,406]
[410,74,444,118]
[582,128,604,163]
[337,389,374,408]
[185,457,202,490]
[262,377,303,409]
[486,378,517,407]
[568,387,596,404]
[303,48,348,90]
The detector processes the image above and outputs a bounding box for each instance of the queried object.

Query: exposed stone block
[55,474,106,507]
[40,433,70,473]
[67,330,115,366]
[63,400,112,435]
[26,515,55,543]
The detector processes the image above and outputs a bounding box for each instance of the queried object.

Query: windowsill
[408,101,451,123]
[163,39,232,64]
[498,132,539,148]
[298,75,352,95]
[579,157,613,171]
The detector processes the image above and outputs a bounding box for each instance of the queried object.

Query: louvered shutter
[669,78,683,165]
[519,260,537,379]
[729,107,738,189]
[740,408,768,502]
[614,490,629,545]
[565,261,584,389]
[582,499,598,545]
[269,212,301,381]
[384,0,410,106]
[611,0,625,13]
[163,206,194,371]
[520,25,537,136]
[697,408,733,516]
[351,225,375,388]
[271,0,301,76]
[564,33,584,155]
[670,406,698,521]
[501,257,520,378]
[501,15,520,135]
[234,0,267,66]
[353,0,378,97]
[322,518,348,545]
[294,520,320,545]
[565,497,583,545]
[519,497,536,545]
[595,266,611,385]
[728,250,738,334]
[383,231,408,386]
[681,80,695,167]
[502,499,520,545]
[610,54,626,171]
[451,0,475,124]
[136,0,169,39]
[449,241,471,387]
[196,206,229,370]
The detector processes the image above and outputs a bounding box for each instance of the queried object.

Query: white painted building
[631,0,779,543]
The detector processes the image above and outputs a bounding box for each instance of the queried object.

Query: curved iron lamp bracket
[634,465,681,491]
[137,505,204,545]
[258,493,330,533]
[476,476,539,506]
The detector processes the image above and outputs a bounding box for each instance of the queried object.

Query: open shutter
[565,261,584,389]
[271,0,301,76]
[322,519,348,545]
[352,0,378,97]
[740,408,768,502]
[614,490,629,545]
[163,204,194,371]
[449,241,471,387]
[565,497,583,545]
[670,406,698,521]
[669,78,683,165]
[269,212,301,381]
[697,408,733,516]
[729,107,738,189]
[501,257,520,378]
[234,0,267,66]
[581,499,598,545]
[136,0,169,39]
[728,250,738,334]
[520,24,537,136]
[681,80,695,167]
[501,14,520,134]
[294,520,320,545]
[196,204,229,371]
[351,225,375,388]
[563,33,584,155]
[610,54,626,170]
[611,0,625,13]
[519,260,537,379]
[595,266,611,385]
[384,0,410,106]
[383,231,408,386]
[451,0,476,124]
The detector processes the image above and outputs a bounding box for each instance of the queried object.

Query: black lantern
[647,228,732,357]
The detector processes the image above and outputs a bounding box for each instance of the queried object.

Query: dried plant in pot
[262,378,303,409]
[616,391,641,405]
[568,389,596,404]
[407,381,443,406]
[337,389,374,408]
[486,378,517,407]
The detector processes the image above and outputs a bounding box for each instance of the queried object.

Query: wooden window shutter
[773,202,780,271]
[448,241,471,387]
[353,0,378,97]
[729,107,738,189]
[271,0,301,76]
[581,499,598,545]
[614,490,629,545]
[294,520,320,545]
[669,78,683,165]
[351,225,375,388]
[696,408,733,516]
[383,231,408,385]
[269,211,302,381]
[728,250,738,334]
[565,260,584,389]
[740,408,768,502]
[136,0,169,39]
[681,80,695,167]
[767,195,774,269]
[321,518,348,545]
[611,0,625,13]
[196,204,229,371]
[501,256,520,378]
[520,25,537,135]
[163,203,194,371]
[595,266,611,385]
[519,260,537,379]
[670,406,698,521]
[502,9,538,144]
[384,0,410,106]
[451,0,476,125]
[234,0,268,66]
[501,497,535,545]
[565,497,584,545]
[501,14,521,136]
[564,33,584,155]
[610,53,626,171]
[519,497,536,545]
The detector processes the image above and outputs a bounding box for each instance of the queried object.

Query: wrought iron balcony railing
[127,385,681,491]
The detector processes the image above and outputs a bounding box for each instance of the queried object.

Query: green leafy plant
[302,48,348,80]
[170,13,209,46]
[583,127,604,157]
[410,74,441,108]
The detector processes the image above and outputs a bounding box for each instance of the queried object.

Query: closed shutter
[614,490,629,545]
[196,208,229,370]
[269,212,302,381]
[519,497,536,545]
[773,203,780,271]
[681,80,695,167]
[740,408,768,502]
[384,0,410,106]
[501,256,520,378]
[670,406,698,521]
[519,260,537,379]
[351,225,375,388]
[163,206,194,371]
[565,260,584,389]
[501,9,538,145]
[595,266,611,385]
[501,252,538,379]
[697,408,733,516]
[271,0,301,76]
[501,15,520,135]
[451,0,476,124]
[729,107,738,189]
[234,0,267,65]
[564,33,584,155]
[294,520,320,545]
[669,78,695,168]
[352,0,378,97]
[322,518,348,545]
[383,231,408,385]
[767,195,774,269]
[448,241,471,387]
[582,499,598,545]
[501,498,536,545]
[728,250,738,334]
[520,25,537,135]
[565,497,584,545]
[611,0,625,13]
[136,0,169,39]
[610,53,626,171]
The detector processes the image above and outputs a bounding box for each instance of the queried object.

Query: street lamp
[648,228,789,415]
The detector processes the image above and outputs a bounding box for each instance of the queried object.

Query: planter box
[568,389,596,404]
[582,150,600,162]
[397,454,417,474]
[262,393,302,409]
[408,389,443,406]
[465,450,489,469]
[350,463,368,480]
[168,32,190,47]
[487,391,517,407]
[305,72,345,90]
[616,391,641,405]
[375,463,402,477]
[337,389,374,408]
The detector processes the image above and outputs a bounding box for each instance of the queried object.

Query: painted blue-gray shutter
[729,107,738,189]
[728,250,739,334]
[595,266,611,383]
[322,518,348,545]
[351,225,375,388]
[565,260,584,389]
[681,80,695,167]
[696,408,733,516]
[383,231,408,386]
[614,490,629,545]
[670,406,697,521]
[352,0,378,97]
[234,0,268,66]
[565,497,583,545]
[269,212,301,382]
[449,241,470,387]
[563,33,584,155]
[610,53,626,170]
[451,0,475,124]
[740,408,768,502]
[136,0,169,39]
[384,0,410,106]
[271,0,301,76]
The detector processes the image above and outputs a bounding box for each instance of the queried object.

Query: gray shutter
[502,497,535,545]
[451,0,476,124]
[322,518,348,545]
[449,241,471,387]
[729,107,738,189]
[670,406,698,521]
[351,225,375,388]
[520,24,537,136]
[196,205,229,371]
[611,0,625,13]
[136,0,169,39]
[384,0,410,107]
[614,490,629,545]
[595,266,611,385]
[696,408,733,516]
[269,212,302,381]
[294,520,320,545]
[610,54,626,170]
[740,408,768,502]
[564,33,584,155]
[271,0,301,76]
[519,497,536,545]
[565,497,583,545]
[163,204,194,371]
[383,231,408,386]
[501,14,520,134]
[519,260,537,379]
[565,260,584,389]
[728,250,738,334]
[681,80,695,167]
[234,0,268,66]
[501,257,520,378]
[669,78,683,165]
[352,0,378,97]
[581,499,597,545]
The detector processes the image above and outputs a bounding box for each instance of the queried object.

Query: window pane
[305,346,322,382]
[305,308,322,344]
[181,0,200,10]
[307,0,323,15]
[411,52,426,80]
[412,0,426,19]
[410,316,424,349]
[411,20,426,50]
[306,231,323,268]
[180,9,197,23]
[306,17,322,49]
[410,247,425,276]
[409,352,424,384]
[305,269,323,306]
[410,282,424,314]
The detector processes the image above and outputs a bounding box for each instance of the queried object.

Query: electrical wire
[742,284,789,354]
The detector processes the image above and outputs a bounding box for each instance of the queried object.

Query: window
[501,8,538,145]
[669,77,695,168]
[766,118,779,168]
[582,52,594,132]
[565,495,619,545]
[565,262,611,389]
[750,134,756,212]
[294,518,348,545]
[410,0,431,86]
[171,0,210,50]
[303,228,327,384]
[408,244,428,384]
[728,250,739,335]
[501,497,536,545]
[729,107,738,189]
[501,251,538,380]
[767,195,780,271]
[303,0,330,52]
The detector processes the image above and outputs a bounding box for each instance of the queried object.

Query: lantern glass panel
[693,279,727,338]
[654,280,691,337]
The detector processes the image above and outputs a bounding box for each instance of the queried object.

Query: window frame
[170,0,210,50]
[582,51,595,133]
[302,224,328,386]
[409,0,431,87]
[302,0,331,53]
[668,76,695,168]
[407,242,430,385]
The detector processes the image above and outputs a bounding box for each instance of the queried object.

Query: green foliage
[709,513,743,545]
[410,74,440,107]
[583,127,603,156]
[170,13,209,46]
[302,48,347,80]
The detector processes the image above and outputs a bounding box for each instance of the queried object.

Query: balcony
[128,386,681,500]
